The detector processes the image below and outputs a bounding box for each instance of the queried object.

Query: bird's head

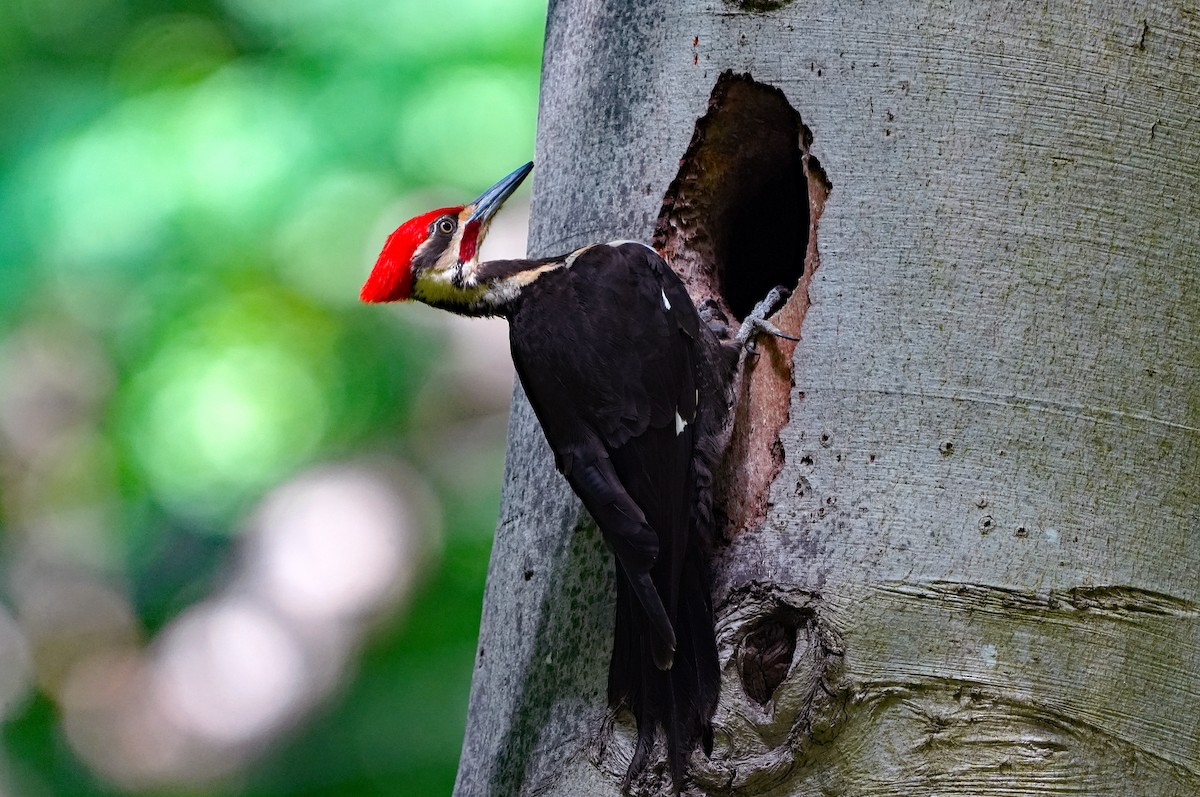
[360,161,533,308]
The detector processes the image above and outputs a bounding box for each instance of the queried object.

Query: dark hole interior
[718,155,808,319]
[738,612,800,705]
[653,73,810,321]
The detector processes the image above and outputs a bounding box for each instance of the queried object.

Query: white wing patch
[661,289,672,310]
[675,411,688,435]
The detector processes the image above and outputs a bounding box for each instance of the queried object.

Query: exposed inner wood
[654,71,831,536]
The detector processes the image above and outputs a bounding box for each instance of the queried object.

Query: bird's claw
[735,286,798,350]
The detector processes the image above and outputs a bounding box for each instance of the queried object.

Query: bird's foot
[735,286,799,352]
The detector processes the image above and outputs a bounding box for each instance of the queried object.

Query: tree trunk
[455,2,1200,795]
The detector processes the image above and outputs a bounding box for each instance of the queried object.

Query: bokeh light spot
[46,99,181,271]
[179,70,311,220]
[250,466,415,620]
[127,342,327,517]
[155,598,305,743]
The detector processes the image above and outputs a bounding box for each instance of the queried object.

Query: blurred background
[0,0,544,794]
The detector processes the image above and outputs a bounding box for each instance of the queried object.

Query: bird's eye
[437,218,455,235]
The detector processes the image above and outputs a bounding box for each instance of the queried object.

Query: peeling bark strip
[654,71,831,535]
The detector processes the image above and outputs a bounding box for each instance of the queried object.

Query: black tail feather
[610,551,718,792]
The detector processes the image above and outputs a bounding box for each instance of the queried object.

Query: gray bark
[455,2,1200,795]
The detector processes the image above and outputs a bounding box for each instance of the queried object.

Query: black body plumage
[498,242,723,789]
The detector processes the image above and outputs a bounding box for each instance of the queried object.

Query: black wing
[508,242,697,650]
[508,242,718,786]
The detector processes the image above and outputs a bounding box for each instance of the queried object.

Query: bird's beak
[467,161,533,225]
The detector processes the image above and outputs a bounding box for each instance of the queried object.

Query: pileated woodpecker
[361,162,790,791]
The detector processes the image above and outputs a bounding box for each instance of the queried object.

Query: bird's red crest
[360,206,461,303]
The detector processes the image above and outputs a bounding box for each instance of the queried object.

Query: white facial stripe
[435,226,466,272]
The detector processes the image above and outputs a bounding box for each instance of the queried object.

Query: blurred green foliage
[0,0,544,794]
